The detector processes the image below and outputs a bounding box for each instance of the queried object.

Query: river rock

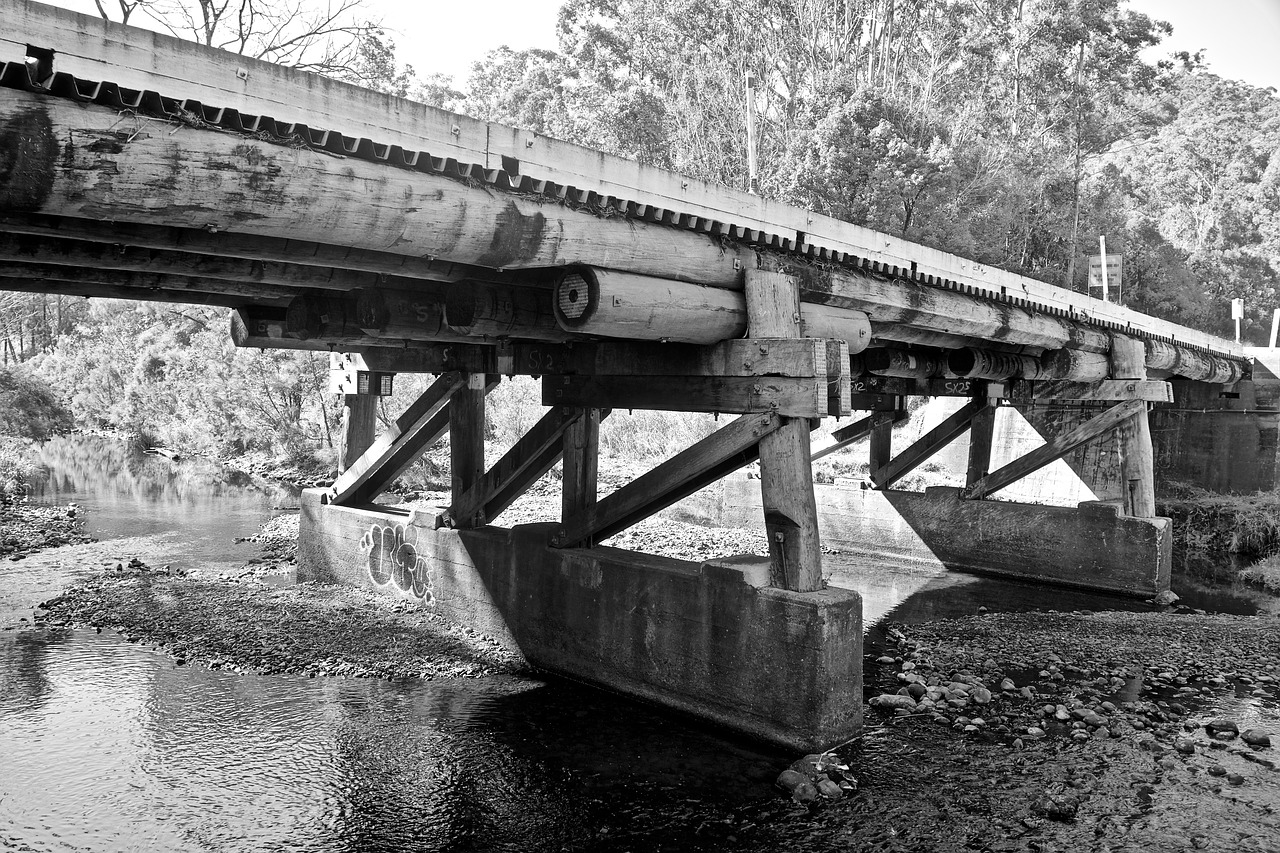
[817,779,844,799]
[1241,729,1271,747]
[971,687,993,704]
[1175,738,1197,755]
[791,781,819,803]
[776,769,808,793]
[870,694,917,712]
[1033,788,1080,821]
[1206,719,1239,738]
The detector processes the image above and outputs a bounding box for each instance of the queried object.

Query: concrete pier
[721,479,1172,597]
[297,490,864,751]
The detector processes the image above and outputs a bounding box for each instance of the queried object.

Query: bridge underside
[0,1,1252,749]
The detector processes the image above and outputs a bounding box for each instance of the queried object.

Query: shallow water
[4,436,1279,851]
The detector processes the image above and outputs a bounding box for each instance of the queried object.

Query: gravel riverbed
[8,497,1280,851]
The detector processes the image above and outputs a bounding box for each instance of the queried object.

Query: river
[1,436,1277,852]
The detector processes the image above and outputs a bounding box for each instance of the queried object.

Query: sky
[38,0,1280,92]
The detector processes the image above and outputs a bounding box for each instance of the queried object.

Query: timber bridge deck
[0,0,1258,750]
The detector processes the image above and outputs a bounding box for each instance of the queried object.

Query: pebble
[1206,718,1239,738]
[870,694,917,712]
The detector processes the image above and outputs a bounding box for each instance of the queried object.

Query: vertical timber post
[338,394,379,474]
[1109,335,1156,517]
[869,418,893,484]
[562,407,601,536]
[745,269,823,592]
[450,373,488,523]
[967,400,997,487]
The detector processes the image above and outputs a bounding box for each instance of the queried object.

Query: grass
[1157,484,1280,563]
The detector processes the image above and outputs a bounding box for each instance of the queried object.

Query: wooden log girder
[0,213,518,286]
[1,88,750,286]
[0,260,296,304]
[962,399,1147,500]
[553,412,787,548]
[442,405,609,529]
[0,276,285,309]
[329,372,466,506]
[0,230,379,291]
[544,374,832,418]
[356,337,846,383]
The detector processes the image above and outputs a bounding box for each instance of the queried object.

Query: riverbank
[0,501,95,560]
[28,541,1280,851]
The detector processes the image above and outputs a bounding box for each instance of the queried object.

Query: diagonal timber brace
[870,399,983,489]
[328,372,465,505]
[811,408,908,463]
[552,412,788,549]
[328,373,499,506]
[443,406,609,529]
[963,398,1146,500]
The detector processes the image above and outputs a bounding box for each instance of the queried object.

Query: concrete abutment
[298,489,864,751]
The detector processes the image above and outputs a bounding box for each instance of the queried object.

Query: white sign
[1231,298,1244,320]
[1088,254,1122,294]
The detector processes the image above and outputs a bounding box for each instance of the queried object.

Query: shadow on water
[0,629,782,853]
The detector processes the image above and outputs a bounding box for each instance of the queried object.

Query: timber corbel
[542,374,831,417]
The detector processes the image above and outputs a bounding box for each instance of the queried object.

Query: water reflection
[26,435,300,567]
[0,630,779,853]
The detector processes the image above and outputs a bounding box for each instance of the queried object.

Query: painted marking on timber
[359,522,435,603]
[0,105,58,210]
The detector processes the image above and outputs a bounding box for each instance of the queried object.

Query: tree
[92,0,384,78]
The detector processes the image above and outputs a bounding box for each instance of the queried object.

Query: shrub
[0,368,73,440]
[0,439,38,504]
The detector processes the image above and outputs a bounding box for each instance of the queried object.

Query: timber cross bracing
[0,0,1239,596]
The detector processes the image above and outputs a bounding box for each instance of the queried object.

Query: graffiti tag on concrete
[359,523,435,603]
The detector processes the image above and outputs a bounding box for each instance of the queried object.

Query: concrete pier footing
[723,479,1172,597]
[297,490,864,751]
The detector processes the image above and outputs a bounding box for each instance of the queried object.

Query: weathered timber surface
[555,413,784,548]
[964,399,1146,500]
[357,338,832,379]
[445,281,566,340]
[543,374,830,418]
[0,231,376,290]
[231,307,334,351]
[2,0,1239,362]
[1111,335,1157,518]
[759,255,1113,353]
[0,276,286,308]
[0,89,748,285]
[339,395,379,474]
[0,261,295,303]
[0,214,517,285]
[553,267,873,350]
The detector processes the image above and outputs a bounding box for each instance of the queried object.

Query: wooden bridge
[0,1,1253,749]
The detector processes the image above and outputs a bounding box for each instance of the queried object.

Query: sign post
[1231,298,1244,344]
[1087,242,1122,303]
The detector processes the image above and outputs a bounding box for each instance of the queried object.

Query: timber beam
[0,277,287,309]
[543,374,832,418]
[0,231,380,291]
[0,262,296,304]
[552,412,787,548]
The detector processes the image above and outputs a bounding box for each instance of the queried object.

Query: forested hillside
[2,0,1276,463]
